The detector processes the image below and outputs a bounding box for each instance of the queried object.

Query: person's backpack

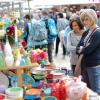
[45,18,57,39]
[26,20,47,48]
[33,20,47,41]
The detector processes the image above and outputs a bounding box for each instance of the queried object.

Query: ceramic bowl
[11,73,35,87]
[44,88,51,96]
[43,96,57,100]
[26,88,41,96]
[24,95,41,100]
[51,70,66,79]
[0,93,7,100]
[6,87,23,99]
[32,81,44,88]
[30,68,47,75]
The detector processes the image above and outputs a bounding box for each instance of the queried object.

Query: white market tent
[22,0,100,8]
[0,0,100,4]
[0,0,100,16]
[0,0,100,6]
[0,0,100,10]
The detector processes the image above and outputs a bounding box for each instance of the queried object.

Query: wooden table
[0,63,39,87]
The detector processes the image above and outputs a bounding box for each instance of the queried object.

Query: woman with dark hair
[67,16,84,73]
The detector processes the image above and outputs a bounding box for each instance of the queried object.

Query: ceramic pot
[67,81,87,100]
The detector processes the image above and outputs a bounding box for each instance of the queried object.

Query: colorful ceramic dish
[43,96,57,100]
[51,70,65,79]
[0,93,6,99]
[33,74,44,80]
[30,67,47,75]
[26,88,41,96]
[6,87,23,100]
[11,73,35,87]
[44,88,51,96]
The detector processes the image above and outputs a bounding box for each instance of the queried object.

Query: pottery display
[67,78,87,100]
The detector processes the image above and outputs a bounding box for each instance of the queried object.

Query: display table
[0,63,39,87]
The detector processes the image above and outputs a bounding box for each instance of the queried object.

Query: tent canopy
[0,0,100,5]
[0,0,100,11]
[22,0,100,8]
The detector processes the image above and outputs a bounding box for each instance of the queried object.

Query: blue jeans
[81,66,100,95]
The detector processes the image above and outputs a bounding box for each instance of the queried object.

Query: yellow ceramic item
[13,48,20,58]
[17,29,22,37]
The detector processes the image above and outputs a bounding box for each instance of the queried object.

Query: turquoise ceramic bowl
[43,96,57,100]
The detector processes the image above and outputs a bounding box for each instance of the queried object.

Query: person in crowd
[76,9,100,95]
[27,13,48,49]
[64,7,70,20]
[83,6,88,9]
[64,14,81,54]
[55,13,69,58]
[17,17,24,29]
[50,8,59,25]
[90,5,100,27]
[41,10,57,65]
[22,15,34,47]
[97,11,100,27]
[22,15,47,49]
[67,16,84,74]
[63,25,72,49]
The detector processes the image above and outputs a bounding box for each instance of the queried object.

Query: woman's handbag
[74,54,83,77]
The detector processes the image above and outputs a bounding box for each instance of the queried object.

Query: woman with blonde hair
[76,9,100,95]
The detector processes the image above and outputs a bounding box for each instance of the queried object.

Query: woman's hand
[76,46,84,54]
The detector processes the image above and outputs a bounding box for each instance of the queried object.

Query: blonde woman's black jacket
[76,28,100,68]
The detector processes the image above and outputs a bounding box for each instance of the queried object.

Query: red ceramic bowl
[0,93,6,99]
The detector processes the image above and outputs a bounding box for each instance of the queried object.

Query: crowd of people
[17,5,100,95]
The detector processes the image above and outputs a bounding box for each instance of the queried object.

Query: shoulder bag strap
[84,27,99,47]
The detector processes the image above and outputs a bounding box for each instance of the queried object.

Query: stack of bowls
[5,87,23,100]
[30,68,47,81]
[51,70,66,79]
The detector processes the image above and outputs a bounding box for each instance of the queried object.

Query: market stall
[0,0,100,100]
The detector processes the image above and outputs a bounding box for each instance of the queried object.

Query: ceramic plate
[51,70,66,76]
[30,69,47,75]
[11,73,35,87]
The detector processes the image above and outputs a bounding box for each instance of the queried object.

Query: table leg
[17,68,23,87]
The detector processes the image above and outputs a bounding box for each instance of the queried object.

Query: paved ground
[53,43,71,70]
